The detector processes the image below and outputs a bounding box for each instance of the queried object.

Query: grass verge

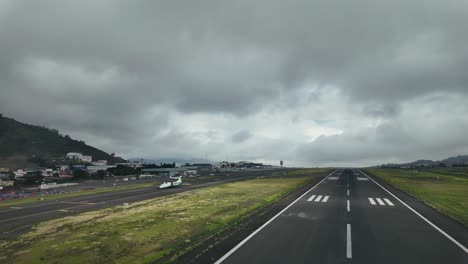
[0,176,315,264]
[365,167,468,226]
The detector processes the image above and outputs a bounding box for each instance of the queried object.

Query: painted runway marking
[356,177,369,181]
[214,170,338,264]
[384,198,395,206]
[368,197,395,206]
[347,190,349,196]
[347,200,350,212]
[376,198,385,205]
[359,169,468,254]
[308,195,330,202]
[327,176,339,180]
[347,224,352,258]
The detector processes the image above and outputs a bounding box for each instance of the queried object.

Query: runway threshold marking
[376,198,385,205]
[315,195,323,202]
[368,197,394,206]
[359,170,468,254]
[307,195,316,202]
[383,198,394,206]
[322,196,330,202]
[214,170,337,264]
[347,224,352,258]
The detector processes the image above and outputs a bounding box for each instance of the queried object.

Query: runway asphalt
[214,169,468,264]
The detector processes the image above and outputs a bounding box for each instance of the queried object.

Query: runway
[215,169,468,264]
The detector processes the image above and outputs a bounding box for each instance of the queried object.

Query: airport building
[140,168,187,177]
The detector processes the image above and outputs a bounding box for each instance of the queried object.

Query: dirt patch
[170,175,324,264]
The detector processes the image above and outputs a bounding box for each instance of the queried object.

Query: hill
[440,155,468,166]
[0,114,125,168]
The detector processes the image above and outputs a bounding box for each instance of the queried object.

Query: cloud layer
[1,0,468,166]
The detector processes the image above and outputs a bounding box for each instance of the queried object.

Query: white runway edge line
[214,170,337,264]
[358,170,468,254]
[347,224,352,259]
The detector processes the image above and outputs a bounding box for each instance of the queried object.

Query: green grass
[365,167,468,226]
[0,176,315,264]
[0,182,156,208]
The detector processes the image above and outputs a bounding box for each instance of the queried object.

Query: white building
[92,160,108,166]
[66,152,92,163]
[87,165,116,172]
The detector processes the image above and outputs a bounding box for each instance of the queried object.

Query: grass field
[365,167,468,226]
[0,182,156,208]
[0,176,315,264]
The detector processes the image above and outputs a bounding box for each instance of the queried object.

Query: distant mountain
[410,160,436,166]
[379,155,468,168]
[0,114,125,168]
[439,155,468,166]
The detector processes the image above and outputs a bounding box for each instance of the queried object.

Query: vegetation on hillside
[0,115,125,168]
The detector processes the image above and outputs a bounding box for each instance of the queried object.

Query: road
[215,169,468,264]
[0,169,290,239]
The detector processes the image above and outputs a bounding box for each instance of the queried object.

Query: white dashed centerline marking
[322,196,329,203]
[384,198,394,206]
[376,198,385,205]
[347,200,350,212]
[347,190,349,196]
[328,177,339,180]
[346,224,352,258]
[368,198,376,205]
[307,195,316,202]
[315,195,323,202]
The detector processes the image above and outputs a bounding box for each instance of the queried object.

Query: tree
[73,170,89,179]
[96,170,107,179]
[107,165,137,176]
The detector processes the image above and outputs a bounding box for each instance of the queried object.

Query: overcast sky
[1,0,468,167]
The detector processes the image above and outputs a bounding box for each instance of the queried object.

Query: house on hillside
[66,152,92,163]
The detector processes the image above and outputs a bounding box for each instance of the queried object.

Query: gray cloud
[1,1,468,165]
[231,130,252,143]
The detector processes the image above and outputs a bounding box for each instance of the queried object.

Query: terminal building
[140,168,187,178]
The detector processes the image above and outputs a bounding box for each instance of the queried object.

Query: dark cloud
[231,130,252,143]
[0,1,467,165]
